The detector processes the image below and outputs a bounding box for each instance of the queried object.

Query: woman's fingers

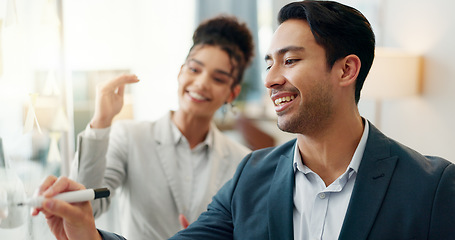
[179,214,190,229]
[42,176,85,198]
[31,176,86,216]
[41,198,90,225]
[100,74,139,93]
[31,175,58,216]
[37,175,58,196]
[91,74,139,129]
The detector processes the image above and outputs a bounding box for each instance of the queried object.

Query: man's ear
[339,54,361,87]
[226,85,242,103]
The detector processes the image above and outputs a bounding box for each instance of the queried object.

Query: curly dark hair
[188,15,255,87]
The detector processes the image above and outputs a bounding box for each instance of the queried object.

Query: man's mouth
[274,95,296,106]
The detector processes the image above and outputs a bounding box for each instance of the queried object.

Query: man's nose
[264,65,286,89]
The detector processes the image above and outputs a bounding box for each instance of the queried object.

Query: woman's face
[177,45,241,119]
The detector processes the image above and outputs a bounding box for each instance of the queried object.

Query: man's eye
[285,59,299,65]
[266,65,272,71]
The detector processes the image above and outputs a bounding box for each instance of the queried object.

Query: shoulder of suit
[387,137,451,174]
[251,138,297,155]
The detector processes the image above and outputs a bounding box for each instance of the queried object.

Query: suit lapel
[154,113,185,215]
[339,123,398,239]
[267,143,295,240]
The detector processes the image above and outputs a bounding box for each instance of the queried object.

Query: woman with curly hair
[68,15,255,240]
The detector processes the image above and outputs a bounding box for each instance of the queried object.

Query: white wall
[373,0,455,161]
[63,0,195,122]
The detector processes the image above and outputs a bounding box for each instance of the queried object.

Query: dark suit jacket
[169,123,455,240]
[101,123,455,239]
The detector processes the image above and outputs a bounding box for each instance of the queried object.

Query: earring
[221,102,236,124]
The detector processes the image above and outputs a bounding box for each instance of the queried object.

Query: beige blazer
[70,112,250,240]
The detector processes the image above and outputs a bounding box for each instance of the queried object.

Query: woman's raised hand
[90,74,139,128]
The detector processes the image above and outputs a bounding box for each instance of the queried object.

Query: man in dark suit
[35,1,455,239]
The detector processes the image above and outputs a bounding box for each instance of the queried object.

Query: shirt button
[319,193,326,199]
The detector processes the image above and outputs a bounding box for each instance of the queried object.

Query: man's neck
[296,115,364,186]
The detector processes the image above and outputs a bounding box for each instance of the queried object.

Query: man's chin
[276,118,298,134]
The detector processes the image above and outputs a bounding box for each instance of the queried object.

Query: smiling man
[34,1,455,240]
[169,1,455,239]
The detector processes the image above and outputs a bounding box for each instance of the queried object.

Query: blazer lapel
[154,113,185,215]
[196,124,230,214]
[267,143,295,240]
[209,125,231,193]
[339,123,398,239]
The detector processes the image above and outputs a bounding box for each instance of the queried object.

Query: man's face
[264,19,336,135]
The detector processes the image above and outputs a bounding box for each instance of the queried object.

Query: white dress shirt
[293,120,369,240]
[170,121,212,219]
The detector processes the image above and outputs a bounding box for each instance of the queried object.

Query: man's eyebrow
[265,46,305,61]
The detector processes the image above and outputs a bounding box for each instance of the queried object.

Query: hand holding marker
[0,188,109,226]
[16,188,110,208]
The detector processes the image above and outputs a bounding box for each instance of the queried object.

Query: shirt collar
[169,119,213,149]
[293,118,370,174]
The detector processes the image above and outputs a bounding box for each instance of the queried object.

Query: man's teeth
[189,91,207,100]
[274,95,295,105]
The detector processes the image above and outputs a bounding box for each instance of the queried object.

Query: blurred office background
[0,0,454,239]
